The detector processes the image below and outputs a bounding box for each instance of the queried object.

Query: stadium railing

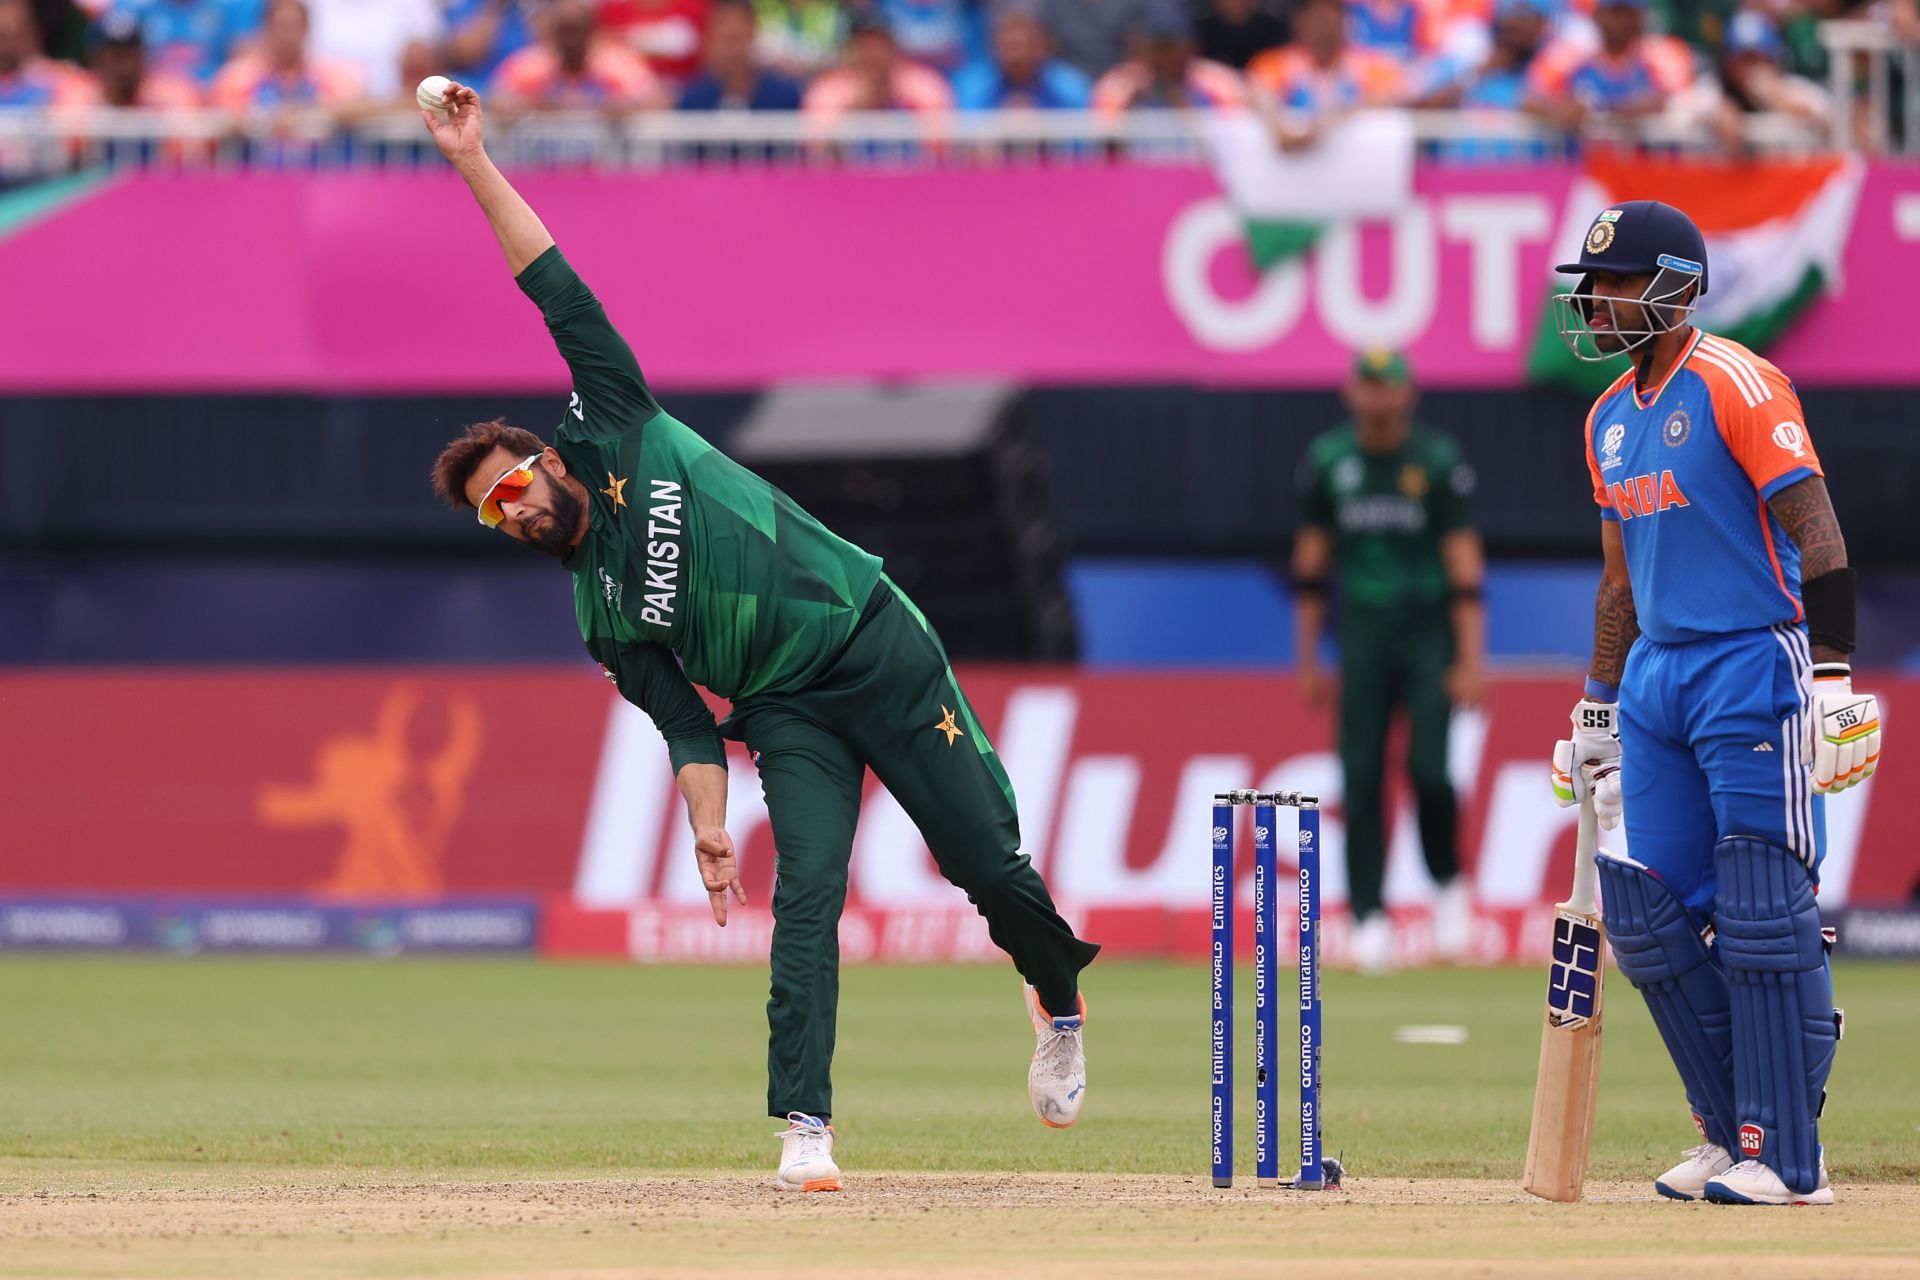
[0,106,1841,178]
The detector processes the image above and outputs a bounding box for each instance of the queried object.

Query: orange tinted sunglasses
[476,453,542,528]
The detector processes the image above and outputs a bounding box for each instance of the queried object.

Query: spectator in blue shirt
[444,0,537,86]
[679,0,803,108]
[954,5,1090,109]
[1457,0,1548,109]
[873,0,981,74]
[1426,0,1557,159]
[107,0,258,84]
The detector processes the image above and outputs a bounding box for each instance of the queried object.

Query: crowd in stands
[0,0,1908,144]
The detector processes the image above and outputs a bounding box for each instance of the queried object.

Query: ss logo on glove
[1809,675,1881,794]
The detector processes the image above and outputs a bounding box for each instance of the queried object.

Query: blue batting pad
[1712,835,1838,1195]
[1596,851,1736,1156]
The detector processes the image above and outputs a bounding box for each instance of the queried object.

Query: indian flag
[1203,110,1417,270]
[1529,156,1865,394]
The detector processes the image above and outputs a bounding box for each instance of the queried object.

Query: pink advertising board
[1,163,1914,392]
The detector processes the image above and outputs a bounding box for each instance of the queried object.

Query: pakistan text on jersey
[640,479,684,627]
[1337,496,1428,534]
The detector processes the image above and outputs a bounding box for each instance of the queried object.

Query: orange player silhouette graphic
[257,685,482,897]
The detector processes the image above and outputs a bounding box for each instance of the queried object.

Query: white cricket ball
[416,75,453,117]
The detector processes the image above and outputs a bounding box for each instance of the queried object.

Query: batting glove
[1551,698,1623,830]
[1809,666,1881,794]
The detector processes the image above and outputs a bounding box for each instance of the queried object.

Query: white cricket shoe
[1350,912,1395,975]
[1654,1142,1733,1200]
[1704,1153,1834,1206]
[774,1112,841,1193]
[1023,984,1087,1129]
[1431,877,1474,961]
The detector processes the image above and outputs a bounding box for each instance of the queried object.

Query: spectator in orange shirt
[1526,0,1693,132]
[58,10,202,105]
[1246,0,1404,137]
[492,0,668,109]
[600,0,710,86]
[802,7,952,121]
[211,0,366,111]
[1091,0,1247,113]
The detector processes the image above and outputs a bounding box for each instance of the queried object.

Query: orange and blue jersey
[491,42,665,109]
[0,60,72,106]
[107,0,261,85]
[1244,44,1403,114]
[1091,57,1248,115]
[1583,330,1821,645]
[211,53,365,110]
[1345,0,1447,61]
[53,67,205,108]
[1528,33,1694,110]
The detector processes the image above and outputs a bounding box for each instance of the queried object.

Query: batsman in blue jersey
[1547,200,1883,1205]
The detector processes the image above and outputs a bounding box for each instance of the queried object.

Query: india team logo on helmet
[1552,201,1710,364]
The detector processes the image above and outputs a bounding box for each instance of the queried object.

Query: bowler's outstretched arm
[422,83,555,276]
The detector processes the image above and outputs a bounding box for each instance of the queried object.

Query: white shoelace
[1681,1142,1727,1165]
[1034,1024,1082,1075]
[777,1113,831,1161]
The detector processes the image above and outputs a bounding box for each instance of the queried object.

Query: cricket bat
[1522,788,1607,1203]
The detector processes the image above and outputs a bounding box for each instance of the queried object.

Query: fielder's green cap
[1353,346,1412,384]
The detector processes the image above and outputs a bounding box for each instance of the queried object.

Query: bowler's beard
[529,480,585,560]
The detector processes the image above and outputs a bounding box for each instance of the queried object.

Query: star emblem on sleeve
[601,473,628,508]
[936,705,963,746]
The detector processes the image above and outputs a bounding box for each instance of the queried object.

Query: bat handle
[1566,792,1601,917]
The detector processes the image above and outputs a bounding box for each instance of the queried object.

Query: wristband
[1584,677,1619,702]
[1448,585,1484,604]
[1802,566,1856,655]
[1292,578,1329,598]
[1812,663,1851,682]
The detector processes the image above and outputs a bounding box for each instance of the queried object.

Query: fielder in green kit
[1292,348,1486,974]
[419,83,1099,1192]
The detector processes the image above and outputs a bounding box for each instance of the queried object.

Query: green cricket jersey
[1297,424,1475,610]
[517,247,883,770]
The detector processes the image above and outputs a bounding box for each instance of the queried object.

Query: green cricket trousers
[721,576,1101,1118]
[1338,601,1460,920]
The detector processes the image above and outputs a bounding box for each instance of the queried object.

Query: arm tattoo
[1766,475,1849,580]
[1768,475,1851,664]
[1591,575,1640,688]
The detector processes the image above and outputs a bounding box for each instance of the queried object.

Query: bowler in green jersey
[1292,348,1486,974]
[417,83,1099,1191]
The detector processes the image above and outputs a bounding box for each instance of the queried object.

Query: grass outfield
[2,957,1917,1277]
